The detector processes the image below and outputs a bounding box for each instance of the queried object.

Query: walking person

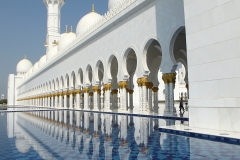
[179,98,185,112]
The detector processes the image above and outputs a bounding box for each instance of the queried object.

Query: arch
[169,26,186,65]
[60,76,64,90]
[56,78,59,91]
[65,74,69,89]
[94,59,104,85]
[71,71,76,89]
[85,64,93,85]
[77,68,84,87]
[52,79,55,92]
[107,54,118,82]
[122,47,138,78]
[142,38,162,75]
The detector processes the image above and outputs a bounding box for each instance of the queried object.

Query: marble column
[137,78,148,112]
[83,87,90,109]
[51,94,54,108]
[92,86,99,110]
[147,82,153,111]
[75,89,81,109]
[128,89,134,110]
[112,89,118,110]
[63,91,67,108]
[162,73,176,115]
[55,93,58,108]
[104,84,111,110]
[118,81,128,111]
[59,92,63,108]
[69,90,73,109]
[152,87,159,109]
[89,92,93,109]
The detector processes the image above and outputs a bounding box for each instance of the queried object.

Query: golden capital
[97,89,101,95]
[63,91,67,95]
[89,92,93,96]
[83,87,90,93]
[112,89,118,94]
[104,84,112,91]
[186,84,189,90]
[69,90,74,95]
[128,89,134,94]
[92,86,99,92]
[141,77,148,86]
[147,82,153,89]
[118,81,128,89]
[152,87,159,92]
[75,89,81,94]
[162,73,176,84]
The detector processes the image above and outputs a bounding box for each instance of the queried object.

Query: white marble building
[7,0,240,134]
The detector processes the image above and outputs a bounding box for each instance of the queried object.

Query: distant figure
[179,98,185,112]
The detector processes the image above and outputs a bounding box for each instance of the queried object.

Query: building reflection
[6,110,190,159]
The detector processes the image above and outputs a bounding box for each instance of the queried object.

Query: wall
[184,0,240,132]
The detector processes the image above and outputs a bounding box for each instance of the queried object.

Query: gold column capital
[89,92,93,96]
[69,90,74,95]
[128,89,134,94]
[75,89,81,94]
[83,87,90,93]
[152,87,159,92]
[162,73,176,84]
[118,81,128,89]
[112,89,118,94]
[104,84,112,91]
[97,89,101,95]
[92,86,99,92]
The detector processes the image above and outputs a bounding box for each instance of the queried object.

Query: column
[128,89,134,110]
[104,84,111,110]
[112,89,118,110]
[118,81,128,111]
[59,91,63,108]
[152,87,159,109]
[83,87,90,109]
[75,89,81,109]
[137,78,143,111]
[89,92,93,109]
[92,86,99,110]
[147,82,153,111]
[63,91,67,108]
[55,92,58,108]
[51,94,54,108]
[162,73,176,115]
[69,90,73,109]
[141,78,148,112]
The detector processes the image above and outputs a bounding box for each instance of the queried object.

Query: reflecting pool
[0,110,239,160]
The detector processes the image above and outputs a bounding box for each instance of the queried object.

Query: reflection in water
[4,110,238,159]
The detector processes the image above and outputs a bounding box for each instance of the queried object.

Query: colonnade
[18,72,180,115]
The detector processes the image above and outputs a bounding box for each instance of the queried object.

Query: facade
[7,0,240,134]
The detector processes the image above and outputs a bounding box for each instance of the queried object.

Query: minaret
[43,0,65,52]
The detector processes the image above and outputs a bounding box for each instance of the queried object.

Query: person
[179,98,185,112]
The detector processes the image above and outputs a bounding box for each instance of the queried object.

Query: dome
[46,46,58,60]
[76,10,102,36]
[16,57,33,74]
[58,32,76,51]
[108,0,125,10]
[38,55,47,67]
[33,62,39,72]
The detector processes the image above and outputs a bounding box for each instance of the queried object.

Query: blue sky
[0,0,108,97]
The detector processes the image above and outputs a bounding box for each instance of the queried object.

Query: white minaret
[43,0,65,51]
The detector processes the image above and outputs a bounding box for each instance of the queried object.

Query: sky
[0,0,108,98]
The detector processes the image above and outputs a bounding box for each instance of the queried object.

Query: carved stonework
[92,86,99,92]
[152,87,159,92]
[128,89,134,94]
[162,73,176,84]
[83,87,90,93]
[112,89,118,94]
[104,84,112,91]
[118,81,128,89]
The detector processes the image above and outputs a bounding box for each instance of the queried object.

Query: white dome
[33,62,39,72]
[38,55,47,67]
[16,57,33,73]
[76,11,102,36]
[58,32,76,51]
[46,46,58,60]
[108,0,125,10]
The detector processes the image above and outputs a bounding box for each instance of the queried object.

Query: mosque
[7,0,240,134]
